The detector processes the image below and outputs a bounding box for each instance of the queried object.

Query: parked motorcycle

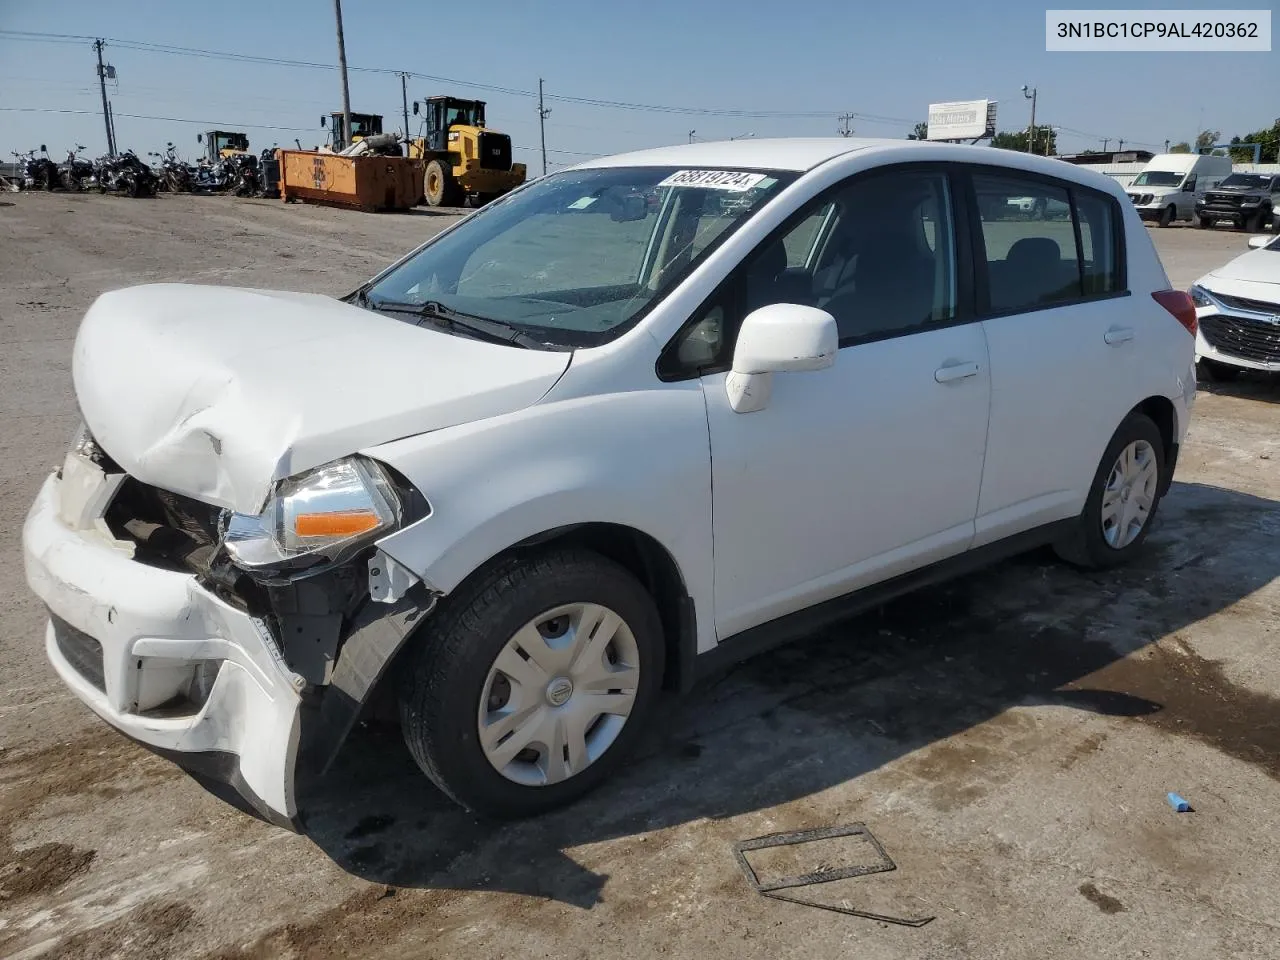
[13,147,60,190]
[148,143,194,193]
[58,145,95,192]
[227,152,260,197]
[93,150,160,198]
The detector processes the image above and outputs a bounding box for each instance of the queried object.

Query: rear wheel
[1199,357,1241,382]
[424,159,463,207]
[398,548,664,818]
[1053,412,1166,570]
[1158,205,1175,227]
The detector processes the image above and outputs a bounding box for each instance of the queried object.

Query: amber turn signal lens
[294,510,381,538]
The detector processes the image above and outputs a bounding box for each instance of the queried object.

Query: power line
[0,29,916,124]
[0,105,315,132]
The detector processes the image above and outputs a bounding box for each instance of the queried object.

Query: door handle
[1104,327,1135,345]
[934,361,981,383]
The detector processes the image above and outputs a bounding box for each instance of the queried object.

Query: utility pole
[1118,139,1125,151]
[399,72,410,140]
[688,130,696,143]
[333,0,352,151]
[838,113,855,137]
[1022,85,1037,153]
[107,100,117,156]
[1102,138,1110,152]
[94,39,115,157]
[1164,138,1170,152]
[537,78,551,176]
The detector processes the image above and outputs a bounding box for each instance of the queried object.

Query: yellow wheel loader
[322,113,387,153]
[407,96,526,207]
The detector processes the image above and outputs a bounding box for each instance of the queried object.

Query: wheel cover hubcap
[1101,439,1158,549]
[478,602,640,786]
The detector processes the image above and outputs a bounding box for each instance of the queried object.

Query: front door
[697,167,992,639]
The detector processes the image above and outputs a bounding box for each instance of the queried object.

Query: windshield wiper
[364,298,555,350]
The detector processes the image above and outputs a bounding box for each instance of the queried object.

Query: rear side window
[972,172,1123,314]
[973,174,1081,312]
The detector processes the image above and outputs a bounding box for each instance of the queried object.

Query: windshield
[363,166,795,347]
[445,103,482,127]
[1132,170,1184,187]
[1218,174,1270,190]
[216,134,248,152]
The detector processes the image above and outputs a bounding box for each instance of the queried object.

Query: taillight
[1152,290,1197,337]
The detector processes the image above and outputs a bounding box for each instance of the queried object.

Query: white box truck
[1125,153,1232,227]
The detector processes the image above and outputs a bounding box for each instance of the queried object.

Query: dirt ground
[2,192,1279,960]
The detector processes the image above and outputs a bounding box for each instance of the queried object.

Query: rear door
[965,167,1141,546]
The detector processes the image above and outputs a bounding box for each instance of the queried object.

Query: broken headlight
[220,457,401,571]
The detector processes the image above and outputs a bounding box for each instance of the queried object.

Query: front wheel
[399,548,664,818]
[423,159,463,207]
[1053,412,1166,569]
[1158,205,1175,228]
[1197,216,1213,229]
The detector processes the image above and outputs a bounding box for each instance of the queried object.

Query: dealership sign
[927,100,998,141]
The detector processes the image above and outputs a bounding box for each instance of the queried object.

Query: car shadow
[289,479,1280,909]
[1198,372,1280,405]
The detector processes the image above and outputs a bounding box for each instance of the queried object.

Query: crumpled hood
[73,284,571,514]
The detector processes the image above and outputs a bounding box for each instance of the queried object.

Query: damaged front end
[24,429,438,828]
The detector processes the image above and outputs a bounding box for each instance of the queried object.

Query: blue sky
[1,0,1276,168]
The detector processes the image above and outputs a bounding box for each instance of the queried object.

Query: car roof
[571,138,1130,193]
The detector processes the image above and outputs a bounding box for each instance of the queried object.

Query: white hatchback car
[1190,232,1280,379]
[24,139,1198,827]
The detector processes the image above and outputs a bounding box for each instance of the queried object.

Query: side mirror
[726,304,838,413]
[412,101,419,115]
[1247,235,1270,250]
[320,115,327,128]
[197,134,203,143]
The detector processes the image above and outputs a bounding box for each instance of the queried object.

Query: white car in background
[1190,233,1280,380]
[24,138,1197,828]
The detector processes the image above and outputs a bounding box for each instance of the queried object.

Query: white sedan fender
[363,372,717,669]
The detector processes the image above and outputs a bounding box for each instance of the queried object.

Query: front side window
[742,169,958,343]
[363,166,794,347]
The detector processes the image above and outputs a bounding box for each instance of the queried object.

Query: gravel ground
[1,192,1279,960]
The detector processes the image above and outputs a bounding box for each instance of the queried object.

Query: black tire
[423,159,463,207]
[1197,216,1212,229]
[398,548,665,819]
[1199,357,1241,382]
[1053,412,1166,570]
[1247,210,1267,233]
[471,192,500,208]
[1158,205,1175,228]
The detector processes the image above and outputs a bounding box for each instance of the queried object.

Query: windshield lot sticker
[658,170,769,192]
[567,196,597,209]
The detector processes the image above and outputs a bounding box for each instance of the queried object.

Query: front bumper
[1196,204,1254,224]
[1195,303,1280,372]
[22,470,305,827]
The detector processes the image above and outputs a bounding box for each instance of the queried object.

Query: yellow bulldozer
[407,96,526,207]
